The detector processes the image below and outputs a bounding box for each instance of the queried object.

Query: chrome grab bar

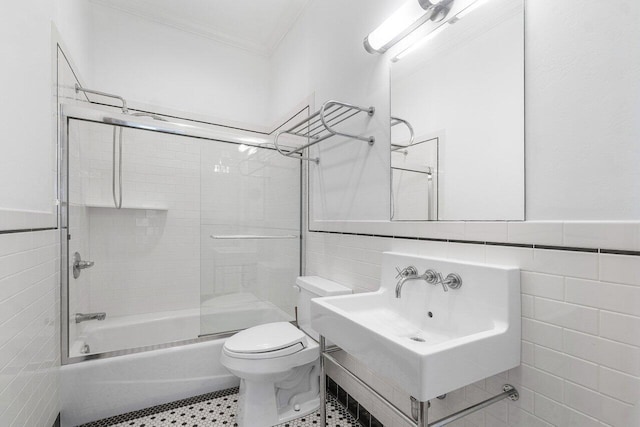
[75,84,128,113]
[210,234,298,240]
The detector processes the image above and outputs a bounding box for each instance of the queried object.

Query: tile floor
[78,387,360,427]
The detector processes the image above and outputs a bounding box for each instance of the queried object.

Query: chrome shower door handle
[73,252,94,279]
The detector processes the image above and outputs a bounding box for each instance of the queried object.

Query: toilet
[220,276,351,427]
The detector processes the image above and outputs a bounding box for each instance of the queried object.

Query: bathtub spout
[75,312,107,323]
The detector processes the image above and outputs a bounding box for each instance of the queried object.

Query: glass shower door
[62,106,301,362]
[199,142,301,336]
[65,117,203,358]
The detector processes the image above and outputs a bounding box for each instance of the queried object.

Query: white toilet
[221,276,351,427]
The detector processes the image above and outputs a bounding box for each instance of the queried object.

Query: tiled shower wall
[0,230,60,426]
[200,142,300,316]
[306,231,640,427]
[76,122,201,318]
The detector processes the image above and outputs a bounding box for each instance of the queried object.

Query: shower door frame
[59,104,304,365]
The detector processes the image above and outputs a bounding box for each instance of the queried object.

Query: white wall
[54,0,93,78]
[525,0,640,220]
[0,0,92,231]
[86,2,271,129]
[1,2,56,229]
[269,0,396,221]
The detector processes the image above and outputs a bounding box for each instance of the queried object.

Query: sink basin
[310,252,520,401]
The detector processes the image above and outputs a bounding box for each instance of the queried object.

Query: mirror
[390,0,524,221]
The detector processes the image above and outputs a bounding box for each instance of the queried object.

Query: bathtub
[69,309,201,356]
[61,294,292,426]
[69,292,292,357]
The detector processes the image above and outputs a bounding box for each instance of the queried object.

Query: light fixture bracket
[363,0,454,54]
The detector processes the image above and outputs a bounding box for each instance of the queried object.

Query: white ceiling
[90,0,310,56]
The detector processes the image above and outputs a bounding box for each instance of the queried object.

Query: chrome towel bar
[210,234,298,240]
[273,100,375,164]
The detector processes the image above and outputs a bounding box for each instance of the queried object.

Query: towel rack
[390,116,415,153]
[210,234,298,240]
[273,100,376,164]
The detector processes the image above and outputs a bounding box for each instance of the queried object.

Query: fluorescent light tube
[364,0,447,54]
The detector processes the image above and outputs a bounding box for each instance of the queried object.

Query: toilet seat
[223,322,307,360]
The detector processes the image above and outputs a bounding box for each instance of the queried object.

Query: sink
[310,252,520,401]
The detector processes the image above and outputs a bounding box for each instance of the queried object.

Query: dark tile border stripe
[534,244,598,253]
[308,230,640,257]
[78,387,239,427]
[601,249,640,256]
[0,227,57,235]
[485,241,532,248]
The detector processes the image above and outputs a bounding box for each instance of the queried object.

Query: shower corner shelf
[273,100,376,164]
[84,202,168,211]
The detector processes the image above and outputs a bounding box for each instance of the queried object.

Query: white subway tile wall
[199,142,300,325]
[0,230,60,427]
[73,120,202,318]
[306,231,640,427]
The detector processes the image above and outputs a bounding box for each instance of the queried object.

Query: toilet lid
[224,322,306,355]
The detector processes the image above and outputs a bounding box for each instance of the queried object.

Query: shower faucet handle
[73,252,95,279]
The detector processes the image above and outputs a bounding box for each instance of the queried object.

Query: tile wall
[307,231,640,427]
[74,120,202,318]
[200,143,301,320]
[0,230,60,427]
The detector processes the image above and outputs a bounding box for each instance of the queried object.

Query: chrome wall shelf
[273,100,376,164]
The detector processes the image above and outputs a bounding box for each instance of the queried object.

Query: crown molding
[89,0,309,57]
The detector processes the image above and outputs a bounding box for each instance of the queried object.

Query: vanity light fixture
[364,0,454,54]
[391,0,496,62]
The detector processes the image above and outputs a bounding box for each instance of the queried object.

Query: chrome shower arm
[75,84,129,114]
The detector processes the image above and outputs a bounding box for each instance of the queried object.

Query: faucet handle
[424,269,449,292]
[423,269,440,284]
[395,265,418,279]
[443,273,462,289]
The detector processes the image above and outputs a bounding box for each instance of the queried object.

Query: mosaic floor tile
[78,387,360,427]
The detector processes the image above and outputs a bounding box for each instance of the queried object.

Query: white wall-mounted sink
[311,252,520,401]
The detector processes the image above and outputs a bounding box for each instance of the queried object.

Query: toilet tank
[295,276,351,341]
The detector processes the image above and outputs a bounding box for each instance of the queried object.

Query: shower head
[130,112,168,122]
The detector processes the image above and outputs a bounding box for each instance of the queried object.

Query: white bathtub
[70,292,292,357]
[61,337,239,427]
[69,309,201,356]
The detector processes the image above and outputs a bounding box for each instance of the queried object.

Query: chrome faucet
[395,266,427,298]
[75,312,106,323]
[395,266,462,298]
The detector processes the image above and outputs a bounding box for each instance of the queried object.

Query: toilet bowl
[220,276,351,427]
